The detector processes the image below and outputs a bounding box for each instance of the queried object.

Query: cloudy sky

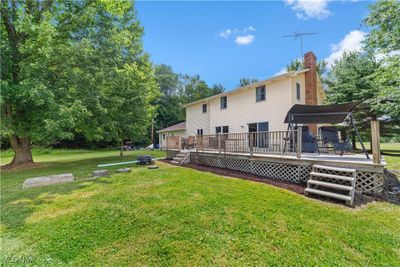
[136,0,372,90]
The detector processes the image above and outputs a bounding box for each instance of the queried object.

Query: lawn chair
[320,126,352,156]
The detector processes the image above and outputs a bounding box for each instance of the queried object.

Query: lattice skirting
[190,153,384,194]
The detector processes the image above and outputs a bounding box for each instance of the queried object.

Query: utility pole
[283,32,318,60]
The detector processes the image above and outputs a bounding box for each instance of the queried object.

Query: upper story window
[220,96,227,109]
[256,86,266,102]
[202,103,207,113]
[296,82,301,100]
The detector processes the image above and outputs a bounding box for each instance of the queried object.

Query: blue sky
[136,0,373,90]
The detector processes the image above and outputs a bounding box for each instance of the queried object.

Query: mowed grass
[1,150,400,266]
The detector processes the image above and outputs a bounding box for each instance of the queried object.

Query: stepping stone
[148,166,159,170]
[117,168,131,173]
[23,173,74,189]
[92,170,108,177]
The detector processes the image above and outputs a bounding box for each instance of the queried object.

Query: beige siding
[208,77,293,133]
[158,130,186,149]
[290,73,306,105]
[186,102,210,136]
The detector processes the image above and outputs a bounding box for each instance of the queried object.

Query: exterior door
[248,123,257,148]
[257,122,269,148]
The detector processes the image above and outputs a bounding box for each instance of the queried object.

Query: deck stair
[172,151,190,165]
[305,164,356,206]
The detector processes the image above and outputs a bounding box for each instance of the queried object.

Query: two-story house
[158,52,325,149]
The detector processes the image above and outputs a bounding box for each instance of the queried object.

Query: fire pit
[137,155,153,165]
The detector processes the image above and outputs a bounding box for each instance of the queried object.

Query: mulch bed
[160,159,306,194]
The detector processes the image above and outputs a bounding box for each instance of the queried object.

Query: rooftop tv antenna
[283,32,318,59]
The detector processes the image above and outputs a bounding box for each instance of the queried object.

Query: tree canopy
[1,0,158,165]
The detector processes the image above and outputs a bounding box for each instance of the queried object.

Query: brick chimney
[303,51,318,134]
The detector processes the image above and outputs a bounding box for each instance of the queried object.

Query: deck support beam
[371,120,381,165]
[296,126,302,159]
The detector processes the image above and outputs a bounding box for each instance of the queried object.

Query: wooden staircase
[171,151,190,165]
[305,164,356,206]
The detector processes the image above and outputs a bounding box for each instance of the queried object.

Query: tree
[1,0,157,165]
[363,0,400,120]
[364,0,400,54]
[181,74,224,103]
[238,77,258,87]
[325,52,384,146]
[154,64,185,136]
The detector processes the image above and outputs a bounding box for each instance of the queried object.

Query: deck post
[296,126,302,159]
[371,120,381,165]
[218,134,221,154]
[249,133,254,156]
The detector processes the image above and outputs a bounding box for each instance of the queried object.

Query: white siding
[158,130,186,149]
[186,102,210,136]
[208,77,293,133]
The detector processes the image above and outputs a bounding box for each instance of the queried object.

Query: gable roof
[183,69,310,108]
[157,121,186,133]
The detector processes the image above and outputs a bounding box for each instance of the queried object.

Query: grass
[357,142,400,170]
[1,149,400,265]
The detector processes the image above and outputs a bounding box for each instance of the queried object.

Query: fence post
[371,120,381,164]
[249,133,254,156]
[296,126,302,159]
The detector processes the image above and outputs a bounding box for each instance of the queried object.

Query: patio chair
[320,126,352,156]
[284,126,319,154]
[187,136,195,150]
[299,126,319,154]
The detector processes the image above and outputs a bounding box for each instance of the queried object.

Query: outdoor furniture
[284,101,369,159]
[320,126,352,156]
[300,126,319,154]
[187,136,195,149]
[137,155,153,165]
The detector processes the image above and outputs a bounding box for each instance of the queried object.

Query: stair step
[307,180,353,191]
[313,164,356,173]
[305,188,352,202]
[173,156,183,160]
[171,161,180,164]
[310,172,355,182]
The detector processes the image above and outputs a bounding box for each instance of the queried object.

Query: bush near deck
[1,149,399,266]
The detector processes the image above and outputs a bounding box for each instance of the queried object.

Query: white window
[256,86,266,102]
[220,96,227,109]
[296,82,301,100]
[202,104,207,113]
[197,129,203,135]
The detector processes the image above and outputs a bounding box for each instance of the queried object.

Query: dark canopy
[284,102,361,124]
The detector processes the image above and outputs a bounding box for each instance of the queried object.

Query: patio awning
[284,102,361,124]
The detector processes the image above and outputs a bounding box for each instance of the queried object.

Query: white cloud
[285,0,331,20]
[219,29,232,39]
[219,26,256,45]
[235,34,255,46]
[325,30,366,66]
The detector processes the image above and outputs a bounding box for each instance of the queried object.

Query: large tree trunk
[9,135,33,165]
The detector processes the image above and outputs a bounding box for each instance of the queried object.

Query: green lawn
[1,149,399,265]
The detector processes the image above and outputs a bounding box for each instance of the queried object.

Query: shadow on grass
[0,154,147,231]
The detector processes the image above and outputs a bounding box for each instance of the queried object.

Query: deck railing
[195,130,300,156]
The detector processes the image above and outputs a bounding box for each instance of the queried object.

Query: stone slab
[92,170,108,177]
[23,173,74,189]
[117,168,131,173]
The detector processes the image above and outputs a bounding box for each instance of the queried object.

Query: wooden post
[249,133,254,156]
[218,134,221,154]
[371,120,381,164]
[296,126,302,159]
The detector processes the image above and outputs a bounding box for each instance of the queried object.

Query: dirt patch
[160,159,306,194]
[0,162,40,171]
